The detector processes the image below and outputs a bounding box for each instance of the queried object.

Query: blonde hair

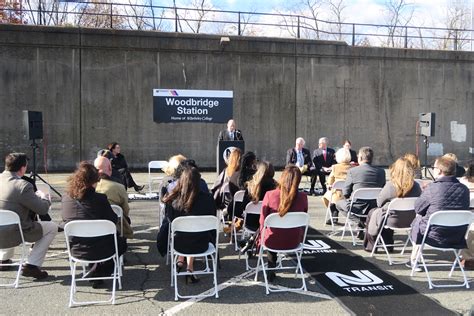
[247,161,274,202]
[443,153,458,162]
[277,165,302,217]
[403,153,420,170]
[390,157,415,198]
[227,148,241,177]
[335,148,351,164]
[163,154,186,176]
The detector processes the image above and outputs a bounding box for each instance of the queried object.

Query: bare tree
[0,0,27,24]
[75,1,125,29]
[436,1,471,50]
[326,0,347,41]
[177,0,214,34]
[383,0,415,48]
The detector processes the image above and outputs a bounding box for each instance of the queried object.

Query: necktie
[323,150,327,161]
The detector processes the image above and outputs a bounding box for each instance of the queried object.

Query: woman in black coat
[61,162,127,284]
[162,166,216,283]
[108,142,144,192]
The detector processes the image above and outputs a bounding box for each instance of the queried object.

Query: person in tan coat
[321,148,352,213]
[94,156,133,239]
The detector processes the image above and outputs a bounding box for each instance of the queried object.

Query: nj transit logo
[325,270,394,293]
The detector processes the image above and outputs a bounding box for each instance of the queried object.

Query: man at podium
[218,119,244,141]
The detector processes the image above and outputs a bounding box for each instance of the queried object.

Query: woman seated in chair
[321,148,352,213]
[108,142,144,192]
[61,162,127,287]
[237,161,276,232]
[162,166,217,284]
[258,165,308,281]
[363,157,422,252]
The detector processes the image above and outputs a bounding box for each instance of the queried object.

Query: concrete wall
[0,25,472,171]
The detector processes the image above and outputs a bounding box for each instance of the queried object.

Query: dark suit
[334,163,386,218]
[218,129,243,141]
[61,188,127,261]
[312,147,336,193]
[349,149,358,164]
[286,148,317,192]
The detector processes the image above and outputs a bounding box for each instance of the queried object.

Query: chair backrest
[351,188,382,201]
[426,210,473,227]
[234,190,246,203]
[148,160,167,173]
[171,215,219,233]
[244,201,262,215]
[470,192,474,208]
[0,209,22,227]
[386,197,417,212]
[64,220,117,238]
[264,212,309,229]
[332,180,345,191]
[111,205,123,218]
[35,183,52,201]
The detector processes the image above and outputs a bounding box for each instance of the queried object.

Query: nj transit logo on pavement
[303,240,337,254]
[325,270,394,293]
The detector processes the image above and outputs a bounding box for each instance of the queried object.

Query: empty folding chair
[0,210,27,288]
[230,190,246,248]
[370,197,417,264]
[411,210,473,289]
[324,180,345,231]
[237,201,263,270]
[170,215,219,301]
[254,212,309,294]
[148,160,167,194]
[341,188,382,246]
[64,220,122,307]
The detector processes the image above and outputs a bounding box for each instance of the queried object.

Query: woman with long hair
[364,157,422,252]
[211,148,242,213]
[61,161,127,287]
[258,165,308,281]
[162,167,216,283]
[403,153,422,179]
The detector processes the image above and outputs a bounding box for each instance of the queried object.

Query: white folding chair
[110,205,124,237]
[64,220,122,307]
[0,210,27,288]
[411,210,473,289]
[469,192,474,208]
[170,215,219,301]
[254,212,309,294]
[370,197,417,264]
[324,180,345,231]
[148,160,167,194]
[230,190,246,248]
[341,188,382,246]
[237,202,263,270]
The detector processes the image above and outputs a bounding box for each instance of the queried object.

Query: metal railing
[1,1,473,51]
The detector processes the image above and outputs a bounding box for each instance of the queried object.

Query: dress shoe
[21,264,49,279]
[461,259,474,270]
[91,280,105,289]
[185,270,200,284]
[134,185,145,192]
[309,189,315,196]
[357,231,365,240]
[0,259,13,271]
[267,271,276,282]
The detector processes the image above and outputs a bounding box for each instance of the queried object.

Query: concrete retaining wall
[0,25,472,170]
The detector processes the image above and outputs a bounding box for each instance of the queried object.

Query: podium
[216,140,245,174]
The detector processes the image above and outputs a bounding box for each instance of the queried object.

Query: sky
[158,0,473,28]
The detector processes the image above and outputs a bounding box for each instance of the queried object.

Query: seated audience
[443,153,465,178]
[158,154,187,200]
[313,137,336,195]
[162,167,217,284]
[322,148,352,216]
[61,162,127,287]
[227,151,257,220]
[332,147,386,229]
[408,156,470,270]
[459,160,474,270]
[211,148,241,213]
[403,153,422,180]
[343,139,358,165]
[0,153,57,278]
[364,157,422,252]
[286,137,317,195]
[108,142,144,192]
[258,165,308,282]
[94,156,133,239]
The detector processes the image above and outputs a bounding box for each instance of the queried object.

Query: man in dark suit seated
[332,147,386,225]
[286,137,317,195]
[218,119,244,141]
[312,137,336,195]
